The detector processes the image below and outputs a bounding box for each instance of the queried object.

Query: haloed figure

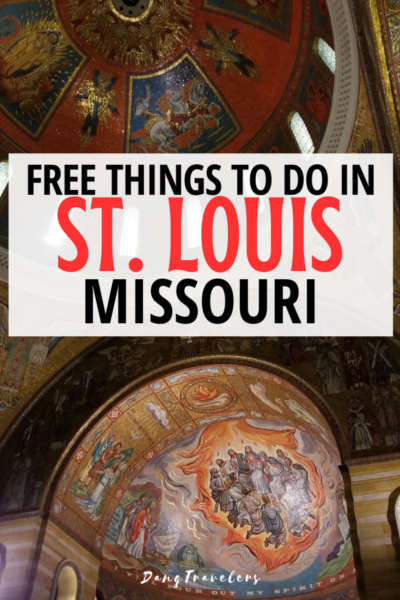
[116,493,147,552]
[245,446,270,494]
[127,500,157,563]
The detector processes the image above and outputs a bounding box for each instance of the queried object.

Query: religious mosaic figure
[210,467,231,512]
[80,462,120,517]
[3,453,31,509]
[133,80,220,153]
[225,473,248,527]
[128,55,238,154]
[245,446,270,494]
[210,439,317,548]
[199,24,257,78]
[71,435,133,519]
[279,337,314,366]
[315,342,346,395]
[0,302,32,409]
[75,71,118,146]
[340,339,370,389]
[261,494,286,548]
[82,442,123,495]
[0,28,67,120]
[23,461,45,508]
[372,388,399,446]
[126,500,157,563]
[240,488,264,539]
[347,398,383,451]
[263,455,286,501]
[116,494,147,554]
[367,339,400,382]
[305,80,331,125]
[78,435,117,492]
[227,448,253,488]
[280,459,313,537]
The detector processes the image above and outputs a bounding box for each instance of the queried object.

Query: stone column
[0,514,102,600]
[0,514,43,600]
[348,458,400,600]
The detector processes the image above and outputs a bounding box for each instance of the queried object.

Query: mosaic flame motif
[179,419,325,572]
[101,419,352,598]
[181,379,237,412]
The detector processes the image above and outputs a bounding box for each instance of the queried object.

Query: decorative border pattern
[347,451,400,466]
[319,0,360,152]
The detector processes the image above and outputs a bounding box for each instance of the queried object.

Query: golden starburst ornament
[66,0,194,67]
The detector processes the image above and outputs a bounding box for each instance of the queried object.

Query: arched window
[317,38,336,73]
[120,206,139,256]
[0,161,9,198]
[50,560,81,600]
[186,198,202,248]
[288,112,315,154]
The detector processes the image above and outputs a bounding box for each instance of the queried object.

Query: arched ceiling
[0,0,335,153]
[0,336,398,599]
[49,364,353,600]
[2,332,400,521]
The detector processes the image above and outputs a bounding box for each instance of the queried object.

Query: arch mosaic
[48,363,357,600]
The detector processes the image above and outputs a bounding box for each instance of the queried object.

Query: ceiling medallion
[66,0,194,67]
[107,0,154,22]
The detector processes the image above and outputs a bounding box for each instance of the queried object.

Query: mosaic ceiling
[1,324,400,521]
[49,364,356,600]
[0,0,335,153]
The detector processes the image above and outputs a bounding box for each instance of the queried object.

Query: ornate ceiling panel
[0,0,335,153]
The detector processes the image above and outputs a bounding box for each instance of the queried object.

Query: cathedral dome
[0,0,336,153]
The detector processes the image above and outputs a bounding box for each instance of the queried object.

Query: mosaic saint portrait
[126,54,240,153]
[0,0,85,138]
